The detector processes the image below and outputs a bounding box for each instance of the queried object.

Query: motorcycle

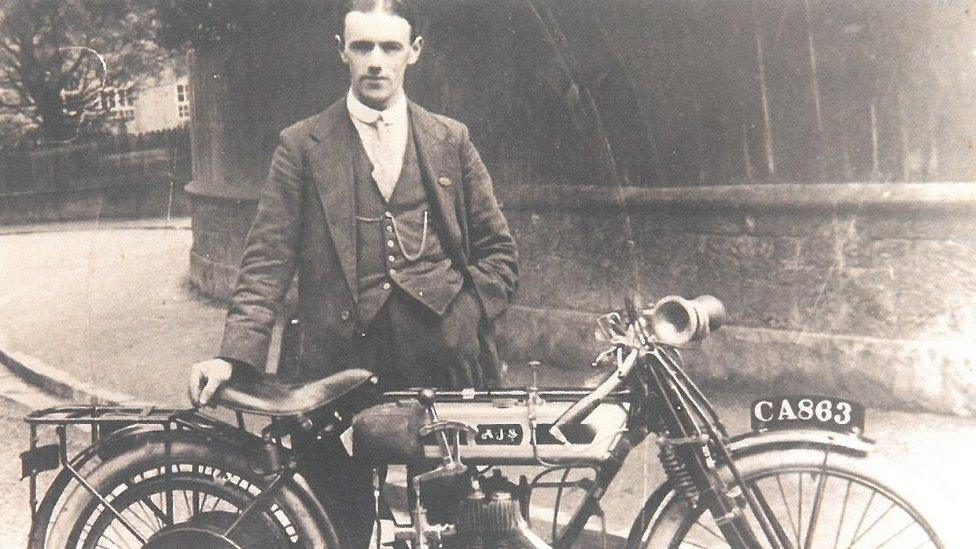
[21,295,943,548]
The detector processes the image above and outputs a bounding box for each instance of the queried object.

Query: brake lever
[590,348,616,368]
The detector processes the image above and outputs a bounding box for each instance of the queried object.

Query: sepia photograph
[0,0,973,547]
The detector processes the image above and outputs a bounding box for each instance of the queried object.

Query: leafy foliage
[0,0,178,142]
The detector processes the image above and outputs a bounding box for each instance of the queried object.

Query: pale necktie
[370,115,400,201]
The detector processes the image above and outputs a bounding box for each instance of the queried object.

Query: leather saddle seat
[211,368,378,417]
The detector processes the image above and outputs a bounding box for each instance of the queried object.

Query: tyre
[39,430,349,548]
[627,448,944,548]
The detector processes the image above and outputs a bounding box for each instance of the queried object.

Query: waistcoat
[354,122,464,325]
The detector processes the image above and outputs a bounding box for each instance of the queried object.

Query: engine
[454,471,548,549]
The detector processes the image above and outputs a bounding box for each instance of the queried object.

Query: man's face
[339,10,422,110]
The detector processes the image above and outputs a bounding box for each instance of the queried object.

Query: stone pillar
[184,6,344,299]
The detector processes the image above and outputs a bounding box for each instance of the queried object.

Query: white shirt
[346,90,409,201]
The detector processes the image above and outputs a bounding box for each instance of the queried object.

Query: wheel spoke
[848,500,895,548]
[197,489,211,515]
[134,499,161,530]
[694,518,727,542]
[660,465,939,549]
[775,474,801,542]
[139,496,170,526]
[750,482,794,548]
[846,488,876,548]
[796,473,803,547]
[164,471,174,525]
[56,463,310,549]
[122,503,157,536]
[104,520,135,549]
[832,480,853,549]
[872,519,918,549]
[803,471,828,549]
[180,488,193,519]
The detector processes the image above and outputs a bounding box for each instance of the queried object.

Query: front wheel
[627,448,943,548]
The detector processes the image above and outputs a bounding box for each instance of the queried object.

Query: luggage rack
[21,405,221,526]
[26,404,184,425]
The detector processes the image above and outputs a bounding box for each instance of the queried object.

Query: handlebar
[546,295,726,444]
[548,347,639,444]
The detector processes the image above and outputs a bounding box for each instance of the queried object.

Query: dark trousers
[300,286,483,547]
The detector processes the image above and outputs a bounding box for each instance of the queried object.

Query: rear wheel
[41,431,347,548]
[628,448,944,548]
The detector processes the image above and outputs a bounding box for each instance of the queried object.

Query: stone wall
[495,182,976,415]
[188,180,976,415]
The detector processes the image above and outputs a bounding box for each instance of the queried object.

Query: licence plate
[750,395,865,435]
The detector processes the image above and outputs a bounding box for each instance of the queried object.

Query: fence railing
[0,127,191,196]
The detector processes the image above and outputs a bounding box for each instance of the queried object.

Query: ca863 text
[750,395,865,435]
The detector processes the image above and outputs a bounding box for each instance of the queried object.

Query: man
[188,0,518,544]
[190,0,517,399]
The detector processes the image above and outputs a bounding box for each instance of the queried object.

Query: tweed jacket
[219,98,518,384]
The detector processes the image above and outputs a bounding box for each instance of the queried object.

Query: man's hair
[336,0,421,41]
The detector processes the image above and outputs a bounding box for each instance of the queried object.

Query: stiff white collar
[346,89,408,126]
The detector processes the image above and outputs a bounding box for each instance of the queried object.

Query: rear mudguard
[627,428,873,547]
[28,423,155,547]
[26,412,332,548]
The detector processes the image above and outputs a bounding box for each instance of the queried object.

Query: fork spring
[659,444,699,508]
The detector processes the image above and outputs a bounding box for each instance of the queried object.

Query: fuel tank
[426,399,629,465]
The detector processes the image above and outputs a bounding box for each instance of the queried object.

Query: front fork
[680,440,792,549]
[645,349,787,549]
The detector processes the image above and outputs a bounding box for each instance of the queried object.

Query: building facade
[102,74,190,135]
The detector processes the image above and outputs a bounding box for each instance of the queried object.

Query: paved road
[0,221,220,406]
[0,369,74,548]
[0,222,972,547]
[0,396,35,548]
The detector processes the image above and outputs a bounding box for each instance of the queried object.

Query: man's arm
[458,125,518,321]
[218,130,306,372]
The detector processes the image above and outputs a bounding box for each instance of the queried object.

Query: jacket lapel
[308,101,359,302]
[409,102,467,266]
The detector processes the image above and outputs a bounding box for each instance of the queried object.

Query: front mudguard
[725,427,873,459]
[625,428,873,548]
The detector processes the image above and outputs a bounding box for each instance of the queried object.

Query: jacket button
[339,310,351,321]
[437,176,453,187]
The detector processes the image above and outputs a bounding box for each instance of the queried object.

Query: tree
[0,0,175,142]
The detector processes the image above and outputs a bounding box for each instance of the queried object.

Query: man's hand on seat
[189,358,233,406]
